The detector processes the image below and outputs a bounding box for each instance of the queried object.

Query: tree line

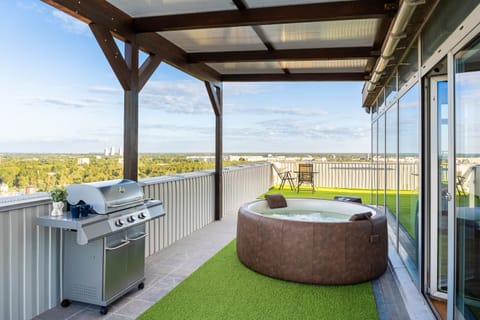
[0,154,247,193]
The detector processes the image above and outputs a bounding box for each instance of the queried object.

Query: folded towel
[265,194,287,209]
[349,211,372,221]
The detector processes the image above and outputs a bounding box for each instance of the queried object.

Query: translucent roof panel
[246,0,352,8]
[282,59,368,73]
[207,62,284,74]
[261,19,380,49]
[159,27,267,53]
[107,0,236,17]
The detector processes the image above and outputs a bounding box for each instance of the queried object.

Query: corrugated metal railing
[0,162,272,320]
[275,161,418,190]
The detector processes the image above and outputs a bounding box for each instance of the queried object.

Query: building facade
[365,1,480,318]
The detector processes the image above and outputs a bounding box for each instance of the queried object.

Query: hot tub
[236,198,387,285]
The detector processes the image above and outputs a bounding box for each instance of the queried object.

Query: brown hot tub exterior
[236,200,388,285]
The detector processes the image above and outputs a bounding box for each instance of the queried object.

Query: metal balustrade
[273,161,418,190]
[0,162,272,320]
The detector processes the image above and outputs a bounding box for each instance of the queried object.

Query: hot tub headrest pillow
[265,194,287,209]
[349,211,372,221]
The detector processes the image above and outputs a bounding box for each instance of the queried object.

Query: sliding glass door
[455,35,480,319]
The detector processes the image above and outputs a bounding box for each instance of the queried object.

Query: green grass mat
[139,240,378,320]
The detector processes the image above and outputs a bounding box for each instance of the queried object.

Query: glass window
[378,114,386,210]
[372,121,378,205]
[386,104,398,243]
[422,0,479,64]
[385,71,398,107]
[398,83,420,284]
[399,40,418,89]
[455,35,480,318]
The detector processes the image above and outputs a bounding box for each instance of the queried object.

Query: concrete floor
[34,213,432,320]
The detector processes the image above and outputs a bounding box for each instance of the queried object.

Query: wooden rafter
[42,0,220,82]
[90,23,131,90]
[139,55,162,91]
[222,73,370,82]
[133,1,395,32]
[189,47,380,63]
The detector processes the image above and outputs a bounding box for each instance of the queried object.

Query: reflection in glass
[378,115,385,211]
[386,105,398,243]
[437,80,448,293]
[398,84,419,284]
[455,36,480,319]
[372,121,378,206]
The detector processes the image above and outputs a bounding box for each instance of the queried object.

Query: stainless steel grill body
[36,179,165,314]
[66,179,144,214]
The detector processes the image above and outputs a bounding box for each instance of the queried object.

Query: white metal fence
[0,162,272,320]
[274,161,418,190]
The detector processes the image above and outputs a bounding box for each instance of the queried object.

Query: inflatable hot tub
[236,198,387,285]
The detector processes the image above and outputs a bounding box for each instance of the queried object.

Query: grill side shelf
[36,214,109,245]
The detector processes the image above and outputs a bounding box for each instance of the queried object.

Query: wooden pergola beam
[222,73,370,82]
[189,47,379,63]
[90,24,131,90]
[134,1,395,32]
[42,0,221,82]
[205,82,223,221]
[139,55,162,91]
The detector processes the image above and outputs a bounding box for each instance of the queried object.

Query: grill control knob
[127,216,135,223]
[138,212,146,219]
[115,219,124,227]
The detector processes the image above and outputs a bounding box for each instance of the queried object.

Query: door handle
[106,239,130,251]
[444,192,452,201]
[127,232,147,241]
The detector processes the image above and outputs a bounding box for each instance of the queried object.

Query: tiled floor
[35,213,430,320]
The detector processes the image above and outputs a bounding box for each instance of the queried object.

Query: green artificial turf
[139,240,378,320]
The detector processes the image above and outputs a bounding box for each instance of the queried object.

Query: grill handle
[128,232,147,241]
[107,197,143,208]
[105,239,130,251]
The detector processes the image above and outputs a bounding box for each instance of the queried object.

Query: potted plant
[50,187,68,216]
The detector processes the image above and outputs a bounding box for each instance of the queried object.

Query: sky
[0,1,371,154]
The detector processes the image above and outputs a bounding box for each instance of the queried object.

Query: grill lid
[67,179,144,214]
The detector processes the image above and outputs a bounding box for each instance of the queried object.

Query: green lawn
[139,240,378,320]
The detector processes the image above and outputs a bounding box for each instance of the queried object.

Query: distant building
[25,185,35,194]
[77,158,90,165]
[0,183,8,193]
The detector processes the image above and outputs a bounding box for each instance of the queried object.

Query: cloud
[89,86,123,95]
[28,97,110,109]
[141,80,212,114]
[229,105,328,117]
[226,119,369,141]
[51,10,89,36]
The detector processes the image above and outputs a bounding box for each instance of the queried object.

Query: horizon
[0,2,371,154]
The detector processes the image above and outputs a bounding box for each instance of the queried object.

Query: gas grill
[36,179,165,315]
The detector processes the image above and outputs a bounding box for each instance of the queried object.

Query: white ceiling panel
[160,27,267,53]
[207,62,284,74]
[246,0,352,8]
[261,19,380,49]
[107,0,236,17]
[284,59,368,73]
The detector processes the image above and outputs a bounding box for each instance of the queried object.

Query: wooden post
[123,42,139,181]
[205,82,223,220]
[89,24,162,181]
